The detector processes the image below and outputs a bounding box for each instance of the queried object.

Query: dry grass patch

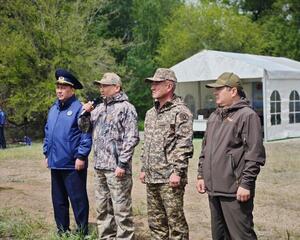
[0,138,300,239]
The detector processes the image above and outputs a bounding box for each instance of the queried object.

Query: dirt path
[1,140,300,239]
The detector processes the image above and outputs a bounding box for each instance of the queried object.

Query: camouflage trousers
[146,183,189,240]
[94,169,135,240]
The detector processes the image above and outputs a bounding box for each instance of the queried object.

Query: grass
[0,208,98,240]
[0,139,300,239]
[0,208,48,240]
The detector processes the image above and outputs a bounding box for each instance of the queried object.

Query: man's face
[56,84,74,102]
[213,86,235,107]
[98,84,120,97]
[150,80,173,100]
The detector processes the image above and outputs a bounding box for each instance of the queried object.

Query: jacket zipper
[209,117,224,194]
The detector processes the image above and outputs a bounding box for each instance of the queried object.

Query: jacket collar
[103,91,128,105]
[216,98,250,119]
[154,95,183,113]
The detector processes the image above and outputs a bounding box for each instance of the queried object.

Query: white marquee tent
[171,50,300,141]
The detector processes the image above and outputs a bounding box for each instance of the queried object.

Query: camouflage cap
[145,68,177,82]
[206,72,243,89]
[94,72,122,86]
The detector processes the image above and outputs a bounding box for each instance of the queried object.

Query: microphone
[80,97,102,117]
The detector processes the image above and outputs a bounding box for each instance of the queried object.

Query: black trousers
[51,169,89,235]
[0,126,6,149]
[208,196,257,240]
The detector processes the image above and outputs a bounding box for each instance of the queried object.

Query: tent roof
[171,50,300,82]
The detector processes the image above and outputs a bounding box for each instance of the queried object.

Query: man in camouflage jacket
[140,68,194,240]
[79,72,139,240]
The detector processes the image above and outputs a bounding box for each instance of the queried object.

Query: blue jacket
[0,110,6,126]
[43,95,92,169]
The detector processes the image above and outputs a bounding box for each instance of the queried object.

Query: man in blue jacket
[43,69,92,235]
[0,107,6,149]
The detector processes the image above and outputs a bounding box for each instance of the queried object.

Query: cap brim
[205,83,226,88]
[93,80,101,85]
[145,77,166,82]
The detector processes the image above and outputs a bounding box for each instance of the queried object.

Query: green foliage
[213,0,300,61]
[261,0,300,61]
[0,0,115,128]
[124,0,184,119]
[0,0,299,130]
[218,0,276,20]
[86,0,134,64]
[156,2,267,67]
[0,208,98,240]
[0,208,48,239]
[89,0,133,41]
[138,120,145,131]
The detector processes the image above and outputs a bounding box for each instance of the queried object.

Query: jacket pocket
[212,154,238,194]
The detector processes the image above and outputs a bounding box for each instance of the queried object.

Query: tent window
[270,90,281,125]
[289,90,300,124]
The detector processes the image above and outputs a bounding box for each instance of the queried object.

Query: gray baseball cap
[94,72,122,86]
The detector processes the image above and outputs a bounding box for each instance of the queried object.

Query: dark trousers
[208,196,257,240]
[51,169,89,235]
[0,126,6,149]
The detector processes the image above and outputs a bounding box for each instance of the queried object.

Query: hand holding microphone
[80,98,101,117]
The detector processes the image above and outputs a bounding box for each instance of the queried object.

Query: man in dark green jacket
[196,72,266,240]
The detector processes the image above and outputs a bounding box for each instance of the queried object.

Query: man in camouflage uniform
[79,72,139,240]
[139,68,194,240]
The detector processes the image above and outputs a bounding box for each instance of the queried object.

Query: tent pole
[262,71,268,142]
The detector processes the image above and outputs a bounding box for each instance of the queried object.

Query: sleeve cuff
[173,168,183,176]
[240,181,252,190]
[77,155,87,161]
[118,161,128,169]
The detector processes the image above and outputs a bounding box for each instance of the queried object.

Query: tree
[124,0,184,119]
[211,0,300,60]
[87,0,134,63]
[156,2,267,67]
[218,0,276,20]
[261,0,300,60]
[0,0,115,138]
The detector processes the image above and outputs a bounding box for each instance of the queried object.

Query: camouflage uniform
[141,95,194,240]
[79,91,139,240]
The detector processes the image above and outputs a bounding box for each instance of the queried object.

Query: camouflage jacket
[141,95,194,184]
[79,92,139,174]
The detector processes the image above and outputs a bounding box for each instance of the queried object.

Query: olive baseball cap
[94,72,122,86]
[145,68,177,82]
[206,72,243,89]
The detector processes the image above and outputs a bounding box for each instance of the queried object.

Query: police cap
[55,69,83,89]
